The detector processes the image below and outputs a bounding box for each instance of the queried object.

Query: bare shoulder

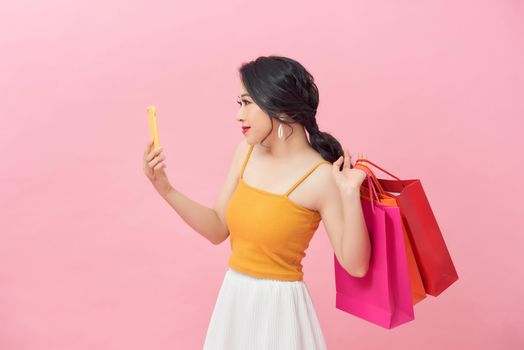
[309,159,340,211]
[233,138,251,176]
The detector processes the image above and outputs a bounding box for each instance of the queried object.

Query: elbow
[211,230,230,246]
[344,261,369,278]
[349,266,369,278]
[211,236,223,245]
[212,239,227,246]
[344,245,371,278]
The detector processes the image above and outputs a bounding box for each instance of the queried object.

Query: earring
[277,114,284,139]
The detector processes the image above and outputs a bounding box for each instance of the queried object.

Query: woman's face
[235,83,277,145]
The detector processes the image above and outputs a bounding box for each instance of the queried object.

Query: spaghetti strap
[285,160,331,197]
[240,144,255,180]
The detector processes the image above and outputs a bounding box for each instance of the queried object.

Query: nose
[235,111,244,122]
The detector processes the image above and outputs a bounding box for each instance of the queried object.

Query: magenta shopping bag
[334,174,414,329]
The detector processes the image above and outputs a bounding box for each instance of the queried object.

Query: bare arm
[159,188,227,245]
[318,167,370,277]
[159,140,247,245]
[340,187,371,277]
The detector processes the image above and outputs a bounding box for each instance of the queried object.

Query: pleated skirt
[203,267,328,350]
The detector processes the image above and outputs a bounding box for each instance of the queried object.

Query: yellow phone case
[147,105,160,149]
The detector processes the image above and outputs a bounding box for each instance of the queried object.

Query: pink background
[1,0,522,349]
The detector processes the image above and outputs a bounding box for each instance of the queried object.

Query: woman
[143,55,371,349]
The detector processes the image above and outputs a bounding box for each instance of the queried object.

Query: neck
[260,124,312,159]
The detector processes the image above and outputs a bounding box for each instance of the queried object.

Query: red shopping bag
[355,159,459,296]
[334,172,415,329]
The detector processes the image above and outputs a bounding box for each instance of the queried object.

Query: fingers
[143,140,166,172]
[333,154,343,167]
[353,153,368,166]
[337,148,369,169]
[333,149,352,169]
[333,148,369,173]
[146,145,163,162]
[144,139,154,156]
[148,152,165,169]
[153,161,166,171]
[343,149,351,169]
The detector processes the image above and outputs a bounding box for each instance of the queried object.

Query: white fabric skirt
[203,267,328,350]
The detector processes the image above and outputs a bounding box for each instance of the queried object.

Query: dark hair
[238,55,344,164]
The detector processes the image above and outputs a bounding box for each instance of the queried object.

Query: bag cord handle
[354,158,401,181]
[354,164,378,213]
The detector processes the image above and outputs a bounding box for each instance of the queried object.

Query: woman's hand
[332,149,368,194]
[143,140,172,196]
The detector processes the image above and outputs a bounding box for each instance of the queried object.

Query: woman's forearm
[159,186,227,245]
[340,188,371,277]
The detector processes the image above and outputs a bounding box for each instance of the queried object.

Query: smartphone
[147,105,160,149]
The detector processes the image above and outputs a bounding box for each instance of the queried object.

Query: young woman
[143,55,371,349]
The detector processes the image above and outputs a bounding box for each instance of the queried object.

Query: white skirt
[203,267,328,350]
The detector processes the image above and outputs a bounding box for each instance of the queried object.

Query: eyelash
[236,99,250,106]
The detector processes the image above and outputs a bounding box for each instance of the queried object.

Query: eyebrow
[238,93,251,98]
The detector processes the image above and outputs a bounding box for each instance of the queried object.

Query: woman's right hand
[143,140,172,196]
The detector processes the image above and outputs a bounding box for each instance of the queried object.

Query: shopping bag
[355,159,459,296]
[334,172,415,329]
[355,163,427,305]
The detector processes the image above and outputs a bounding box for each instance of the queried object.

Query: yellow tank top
[225,144,331,281]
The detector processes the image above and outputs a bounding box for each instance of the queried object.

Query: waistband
[227,267,305,285]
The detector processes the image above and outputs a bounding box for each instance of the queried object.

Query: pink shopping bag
[334,174,415,329]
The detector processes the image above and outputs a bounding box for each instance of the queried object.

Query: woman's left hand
[332,149,368,194]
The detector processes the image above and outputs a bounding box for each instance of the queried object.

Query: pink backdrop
[1,0,522,349]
